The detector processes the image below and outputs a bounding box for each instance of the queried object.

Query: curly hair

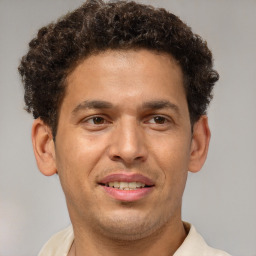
[19,0,219,138]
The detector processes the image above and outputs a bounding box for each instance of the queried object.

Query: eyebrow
[72,100,114,115]
[72,99,180,115]
[141,100,180,114]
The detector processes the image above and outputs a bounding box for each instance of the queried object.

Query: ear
[188,115,211,173]
[31,119,57,176]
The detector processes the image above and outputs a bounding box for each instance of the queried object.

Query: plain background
[0,0,256,255]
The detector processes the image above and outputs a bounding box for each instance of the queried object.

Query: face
[54,50,193,239]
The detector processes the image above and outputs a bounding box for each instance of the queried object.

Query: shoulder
[174,222,232,256]
[38,225,74,256]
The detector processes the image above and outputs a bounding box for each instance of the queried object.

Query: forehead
[63,49,186,112]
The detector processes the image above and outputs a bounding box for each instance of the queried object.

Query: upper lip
[99,172,155,186]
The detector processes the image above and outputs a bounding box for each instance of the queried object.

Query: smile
[104,181,148,190]
[98,173,155,201]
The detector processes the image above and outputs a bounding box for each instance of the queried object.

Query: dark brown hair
[19,0,219,137]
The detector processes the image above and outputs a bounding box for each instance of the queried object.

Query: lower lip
[101,186,154,202]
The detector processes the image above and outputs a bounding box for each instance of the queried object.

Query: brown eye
[91,117,105,124]
[82,115,111,131]
[153,116,166,124]
[145,115,173,131]
[84,116,107,125]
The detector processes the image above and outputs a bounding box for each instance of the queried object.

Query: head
[19,0,218,138]
[19,0,218,242]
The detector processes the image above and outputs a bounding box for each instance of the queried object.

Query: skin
[32,49,210,256]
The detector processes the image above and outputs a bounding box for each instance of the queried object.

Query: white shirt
[38,223,231,256]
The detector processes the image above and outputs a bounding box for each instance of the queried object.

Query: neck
[69,216,187,256]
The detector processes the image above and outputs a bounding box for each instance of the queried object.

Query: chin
[93,209,170,241]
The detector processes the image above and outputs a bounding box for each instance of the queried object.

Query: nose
[108,118,148,165]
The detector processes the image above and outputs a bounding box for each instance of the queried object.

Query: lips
[98,173,155,202]
[99,173,154,186]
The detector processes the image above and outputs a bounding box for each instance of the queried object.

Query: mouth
[98,173,155,202]
[99,181,152,190]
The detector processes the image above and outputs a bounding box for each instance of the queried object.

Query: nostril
[134,156,144,161]
[111,155,122,161]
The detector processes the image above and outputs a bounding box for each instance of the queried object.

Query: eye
[87,116,106,125]
[147,116,169,124]
[82,115,110,126]
[80,115,111,131]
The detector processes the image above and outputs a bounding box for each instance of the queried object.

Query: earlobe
[188,115,211,173]
[31,119,57,176]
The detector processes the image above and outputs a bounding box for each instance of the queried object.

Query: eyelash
[83,115,171,122]
[82,116,110,125]
[145,115,171,125]
[81,114,173,131]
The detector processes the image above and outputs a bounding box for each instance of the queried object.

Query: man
[18,0,231,255]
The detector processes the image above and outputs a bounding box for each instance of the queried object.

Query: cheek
[55,131,109,182]
[150,133,190,196]
[151,133,191,172]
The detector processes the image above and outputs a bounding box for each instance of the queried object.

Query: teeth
[128,182,137,189]
[109,182,115,187]
[113,181,120,188]
[106,181,146,190]
[136,182,145,188]
[119,182,126,190]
